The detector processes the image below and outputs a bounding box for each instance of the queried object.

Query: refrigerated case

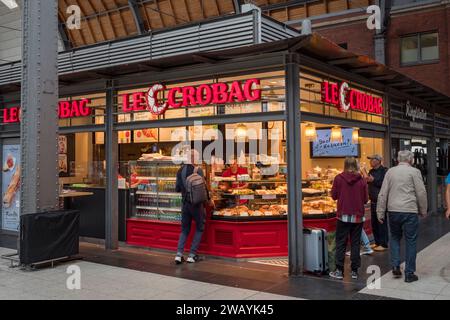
[129,160,182,223]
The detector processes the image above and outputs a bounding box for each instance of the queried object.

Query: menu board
[311,128,359,158]
[2,144,20,231]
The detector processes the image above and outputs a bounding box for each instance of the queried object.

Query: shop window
[401,32,439,65]
[300,122,385,217]
[59,132,105,188]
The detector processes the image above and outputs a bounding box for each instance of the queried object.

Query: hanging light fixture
[235,123,248,139]
[330,126,343,143]
[304,123,317,141]
[352,128,360,144]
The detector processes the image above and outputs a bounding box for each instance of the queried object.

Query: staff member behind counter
[221,157,249,189]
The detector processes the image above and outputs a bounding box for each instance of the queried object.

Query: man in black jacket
[366,155,388,251]
[174,149,213,264]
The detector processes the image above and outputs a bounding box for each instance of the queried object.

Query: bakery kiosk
[123,57,388,259]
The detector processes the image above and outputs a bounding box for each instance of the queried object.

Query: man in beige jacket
[377,150,427,283]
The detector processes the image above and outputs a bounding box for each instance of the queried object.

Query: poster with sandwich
[2,144,21,231]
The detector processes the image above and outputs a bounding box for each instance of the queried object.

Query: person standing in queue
[329,157,369,280]
[366,154,388,252]
[377,150,428,283]
[174,149,214,264]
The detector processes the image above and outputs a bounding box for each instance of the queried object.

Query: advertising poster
[2,145,21,231]
[59,154,68,174]
[58,136,67,154]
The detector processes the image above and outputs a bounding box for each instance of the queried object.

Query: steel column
[20,0,59,216]
[285,53,303,276]
[105,81,119,250]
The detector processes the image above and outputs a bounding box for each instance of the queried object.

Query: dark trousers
[371,202,389,247]
[335,220,363,272]
[388,212,419,275]
[176,203,205,256]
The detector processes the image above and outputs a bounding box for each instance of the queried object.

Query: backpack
[182,165,208,205]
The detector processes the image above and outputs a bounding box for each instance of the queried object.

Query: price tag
[262,194,277,200]
[239,195,254,200]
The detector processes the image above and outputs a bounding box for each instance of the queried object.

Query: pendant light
[235,123,248,139]
[352,128,360,144]
[304,123,317,142]
[330,126,343,143]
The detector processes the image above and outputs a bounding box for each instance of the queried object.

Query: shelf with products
[301,172,337,218]
[210,160,287,221]
[129,158,185,224]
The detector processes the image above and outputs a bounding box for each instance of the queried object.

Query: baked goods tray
[221,193,287,199]
[211,215,288,222]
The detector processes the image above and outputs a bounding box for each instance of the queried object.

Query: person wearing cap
[366,154,388,252]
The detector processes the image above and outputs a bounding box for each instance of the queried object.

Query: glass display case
[128,160,182,223]
[211,163,288,221]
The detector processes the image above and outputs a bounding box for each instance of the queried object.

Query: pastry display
[302,196,337,215]
[237,174,251,181]
[302,188,324,195]
[213,204,288,217]
[231,189,254,195]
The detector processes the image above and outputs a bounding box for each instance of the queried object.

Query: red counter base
[126,216,355,258]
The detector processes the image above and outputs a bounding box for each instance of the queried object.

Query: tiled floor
[0,247,302,300]
[359,232,450,300]
[1,214,448,300]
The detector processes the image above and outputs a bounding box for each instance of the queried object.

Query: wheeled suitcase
[303,228,329,274]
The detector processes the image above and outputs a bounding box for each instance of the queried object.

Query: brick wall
[387,7,450,96]
[316,21,376,59]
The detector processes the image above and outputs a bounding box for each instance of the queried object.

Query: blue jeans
[176,203,205,257]
[388,212,419,275]
[361,229,371,250]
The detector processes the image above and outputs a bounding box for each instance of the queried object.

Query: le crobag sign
[321,81,384,115]
[121,79,262,115]
[2,99,91,123]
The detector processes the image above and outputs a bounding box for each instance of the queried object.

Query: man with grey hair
[377,150,427,283]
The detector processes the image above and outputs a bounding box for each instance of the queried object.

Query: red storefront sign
[321,81,383,115]
[121,79,262,115]
[2,99,92,123]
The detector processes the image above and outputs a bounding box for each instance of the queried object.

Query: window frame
[400,31,439,66]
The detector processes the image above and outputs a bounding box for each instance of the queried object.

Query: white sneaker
[361,248,374,255]
[174,256,184,264]
[186,255,199,263]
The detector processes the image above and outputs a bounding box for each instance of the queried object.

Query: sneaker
[351,271,358,280]
[370,243,378,249]
[174,255,184,265]
[392,267,402,278]
[186,255,199,263]
[361,248,374,255]
[329,270,344,280]
[405,273,419,283]
[373,246,388,252]
[346,248,373,256]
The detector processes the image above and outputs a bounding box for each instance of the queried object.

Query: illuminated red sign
[121,79,262,115]
[321,81,383,115]
[2,99,92,123]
